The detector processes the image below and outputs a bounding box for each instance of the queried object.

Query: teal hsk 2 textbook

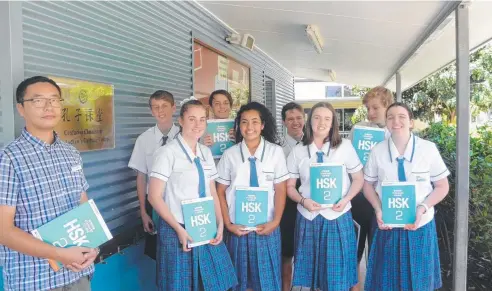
[381,182,417,227]
[206,119,235,158]
[235,186,269,230]
[182,196,217,248]
[31,199,113,271]
[310,163,344,207]
[351,125,385,166]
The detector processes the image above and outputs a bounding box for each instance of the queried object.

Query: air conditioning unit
[306,25,324,54]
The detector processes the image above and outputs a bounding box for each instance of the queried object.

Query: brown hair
[362,86,394,108]
[303,102,342,149]
[149,90,174,107]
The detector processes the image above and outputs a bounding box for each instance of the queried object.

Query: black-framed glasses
[23,98,64,108]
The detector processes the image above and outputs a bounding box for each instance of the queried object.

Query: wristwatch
[418,203,430,213]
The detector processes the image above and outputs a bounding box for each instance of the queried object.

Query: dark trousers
[144,199,157,260]
[351,192,376,262]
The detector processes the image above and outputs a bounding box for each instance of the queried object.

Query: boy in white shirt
[128,90,180,259]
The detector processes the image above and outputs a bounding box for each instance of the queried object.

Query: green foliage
[421,122,492,289]
[403,45,492,124]
[351,105,367,125]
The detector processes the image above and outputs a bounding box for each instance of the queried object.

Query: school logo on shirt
[309,163,344,207]
[381,182,417,227]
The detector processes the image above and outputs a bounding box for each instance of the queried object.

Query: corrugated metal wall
[19,1,294,235]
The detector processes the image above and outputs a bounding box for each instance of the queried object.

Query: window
[193,41,251,118]
[343,109,356,131]
[343,85,352,97]
[325,85,342,98]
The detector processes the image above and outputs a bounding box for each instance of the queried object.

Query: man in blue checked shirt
[0,76,98,291]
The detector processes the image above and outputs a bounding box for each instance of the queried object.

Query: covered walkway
[1,1,491,290]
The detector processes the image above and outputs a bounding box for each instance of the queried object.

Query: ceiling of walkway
[199,1,492,90]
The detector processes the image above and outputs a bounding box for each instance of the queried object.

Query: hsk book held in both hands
[381,182,417,227]
[351,125,386,166]
[31,199,113,272]
[310,163,344,207]
[181,196,217,248]
[206,119,235,158]
[235,186,269,231]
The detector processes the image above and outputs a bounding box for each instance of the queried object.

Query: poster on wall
[193,41,250,119]
[51,77,115,152]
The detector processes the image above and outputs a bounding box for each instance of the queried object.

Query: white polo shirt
[287,138,363,221]
[128,123,180,177]
[281,133,302,158]
[149,134,218,224]
[364,134,450,227]
[216,137,289,224]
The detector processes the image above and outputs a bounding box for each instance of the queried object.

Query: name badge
[71,165,82,172]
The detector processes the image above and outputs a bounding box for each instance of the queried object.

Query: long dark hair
[303,102,342,149]
[234,102,279,145]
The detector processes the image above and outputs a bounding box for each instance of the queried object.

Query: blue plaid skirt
[157,219,238,291]
[292,211,358,291]
[225,227,282,291]
[364,219,442,291]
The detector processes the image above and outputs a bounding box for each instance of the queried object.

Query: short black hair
[208,90,233,107]
[281,102,303,121]
[16,76,61,104]
[386,102,414,120]
[149,90,174,107]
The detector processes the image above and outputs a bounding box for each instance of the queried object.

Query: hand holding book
[226,223,252,236]
[52,246,97,272]
[209,223,224,245]
[176,226,193,252]
[255,220,278,236]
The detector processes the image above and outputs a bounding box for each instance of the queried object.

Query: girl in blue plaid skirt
[148,99,238,291]
[363,103,450,291]
[286,102,364,291]
[216,102,289,291]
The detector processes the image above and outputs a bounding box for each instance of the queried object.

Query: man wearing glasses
[0,76,98,291]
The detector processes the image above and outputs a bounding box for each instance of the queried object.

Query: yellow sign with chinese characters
[51,77,115,152]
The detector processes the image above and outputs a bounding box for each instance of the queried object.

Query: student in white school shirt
[147,99,237,291]
[128,90,180,259]
[347,86,394,291]
[216,101,289,291]
[279,102,305,291]
[363,102,450,291]
[286,102,364,291]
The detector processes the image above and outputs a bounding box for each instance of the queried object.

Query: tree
[402,44,492,124]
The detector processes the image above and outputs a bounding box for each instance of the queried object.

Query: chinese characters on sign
[52,77,115,152]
